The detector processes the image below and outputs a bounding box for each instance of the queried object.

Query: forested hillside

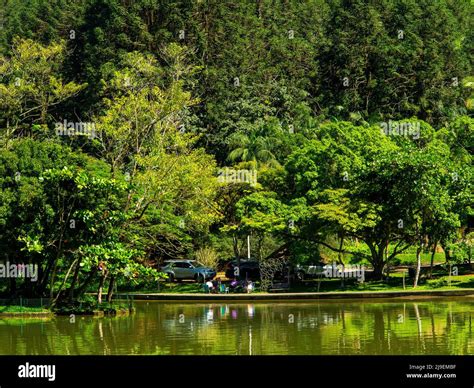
[0,0,472,299]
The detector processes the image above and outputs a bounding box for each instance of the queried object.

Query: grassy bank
[392,253,445,266]
[0,305,52,317]
[0,305,49,313]
[122,274,474,295]
[53,298,134,316]
[290,274,474,293]
[0,297,134,317]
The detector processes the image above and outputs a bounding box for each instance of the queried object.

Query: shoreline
[0,312,53,318]
[2,289,473,317]
[115,288,474,302]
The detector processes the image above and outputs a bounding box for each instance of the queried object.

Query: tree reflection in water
[0,298,472,355]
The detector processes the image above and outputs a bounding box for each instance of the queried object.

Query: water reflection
[0,298,473,355]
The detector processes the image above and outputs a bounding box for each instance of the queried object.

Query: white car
[161,260,216,282]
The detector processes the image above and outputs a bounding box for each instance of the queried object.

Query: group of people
[205,278,222,293]
[205,278,254,294]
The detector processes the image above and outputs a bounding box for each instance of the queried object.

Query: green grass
[290,274,474,293]
[126,281,205,294]
[393,253,445,266]
[52,295,134,315]
[120,274,474,295]
[0,305,49,313]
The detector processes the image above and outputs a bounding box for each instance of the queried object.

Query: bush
[426,278,449,289]
[195,247,219,269]
[52,295,133,315]
[446,236,473,264]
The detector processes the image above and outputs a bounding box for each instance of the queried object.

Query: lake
[1,298,473,355]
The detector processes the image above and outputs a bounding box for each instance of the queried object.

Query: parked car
[161,260,216,282]
[225,259,260,280]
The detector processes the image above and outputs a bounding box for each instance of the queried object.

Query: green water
[0,298,473,355]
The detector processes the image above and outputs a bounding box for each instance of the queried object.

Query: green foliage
[0,38,86,140]
[0,0,472,296]
[3,0,470,159]
[194,247,219,270]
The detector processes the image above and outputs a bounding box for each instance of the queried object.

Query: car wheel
[167,273,174,282]
[194,274,203,283]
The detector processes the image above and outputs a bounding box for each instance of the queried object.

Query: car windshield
[192,262,205,268]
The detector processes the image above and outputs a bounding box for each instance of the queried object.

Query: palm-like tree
[227,127,281,168]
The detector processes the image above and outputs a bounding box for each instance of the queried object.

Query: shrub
[426,278,449,289]
[195,247,219,269]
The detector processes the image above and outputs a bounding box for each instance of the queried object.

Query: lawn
[121,273,474,295]
[393,252,445,266]
[137,281,205,294]
[290,274,474,293]
[0,305,50,313]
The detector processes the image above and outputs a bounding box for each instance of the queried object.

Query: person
[212,277,220,291]
[246,280,254,294]
[206,280,214,292]
[229,279,240,293]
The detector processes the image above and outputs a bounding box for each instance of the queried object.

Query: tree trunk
[384,241,390,278]
[49,261,59,299]
[30,258,43,296]
[51,259,78,305]
[97,272,107,304]
[443,243,451,263]
[107,276,115,303]
[413,244,422,288]
[429,241,437,279]
[337,233,344,265]
[370,244,385,280]
[68,258,82,302]
[372,261,384,280]
[38,255,56,295]
[49,224,67,298]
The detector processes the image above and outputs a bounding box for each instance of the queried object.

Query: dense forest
[0,0,472,301]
